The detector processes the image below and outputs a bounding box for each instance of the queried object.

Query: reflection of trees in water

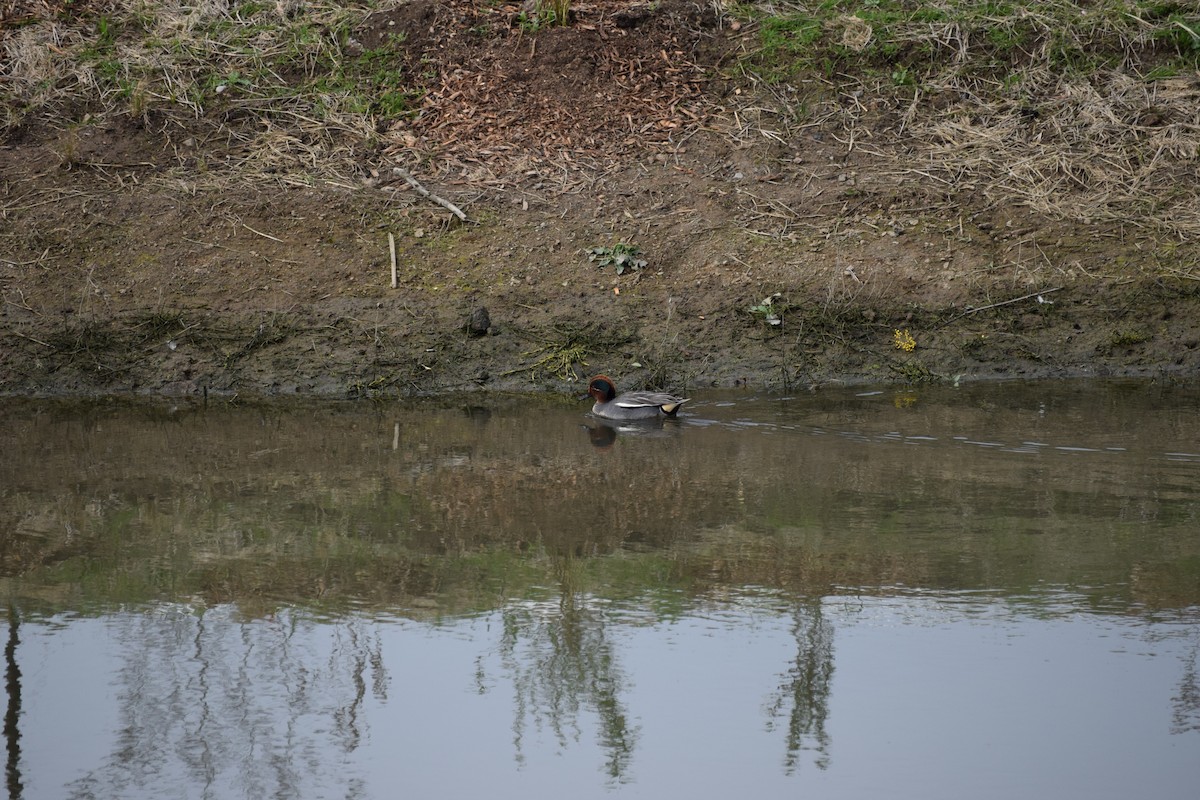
[1171,631,1200,735]
[5,606,22,800]
[482,557,637,784]
[65,606,385,800]
[764,599,834,772]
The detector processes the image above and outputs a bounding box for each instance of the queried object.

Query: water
[1,380,1198,799]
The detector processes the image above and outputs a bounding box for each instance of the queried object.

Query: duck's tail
[661,399,688,416]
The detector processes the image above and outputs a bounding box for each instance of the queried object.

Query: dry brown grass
[730,0,1200,238]
[2,20,72,123]
[4,0,1198,239]
[909,71,1200,238]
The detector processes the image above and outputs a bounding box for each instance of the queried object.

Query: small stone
[466,307,491,337]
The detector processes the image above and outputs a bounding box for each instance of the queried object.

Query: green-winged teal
[585,375,689,421]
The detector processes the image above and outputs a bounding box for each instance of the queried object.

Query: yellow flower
[893,328,916,353]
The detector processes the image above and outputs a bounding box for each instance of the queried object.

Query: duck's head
[586,375,617,403]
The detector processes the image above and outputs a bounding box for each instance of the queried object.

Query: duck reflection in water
[583,417,683,449]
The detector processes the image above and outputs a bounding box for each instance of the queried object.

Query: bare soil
[3,0,1200,399]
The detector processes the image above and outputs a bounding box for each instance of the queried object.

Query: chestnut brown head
[586,375,617,403]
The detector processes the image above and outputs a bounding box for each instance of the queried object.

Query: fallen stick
[392,166,470,222]
[388,232,397,288]
[13,330,52,348]
[942,287,1063,325]
[242,223,285,242]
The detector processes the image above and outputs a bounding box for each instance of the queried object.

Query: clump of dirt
[2,0,1199,398]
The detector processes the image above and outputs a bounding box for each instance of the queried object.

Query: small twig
[242,223,284,242]
[12,330,53,348]
[388,232,398,289]
[1161,268,1200,282]
[943,287,1064,325]
[139,321,205,354]
[392,167,471,222]
[1,250,52,267]
[4,290,41,316]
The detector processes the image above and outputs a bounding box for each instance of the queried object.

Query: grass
[508,322,635,382]
[740,0,1200,85]
[755,14,823,82]
[3,0,1198,244]
[730,0,1200,239]
[518,0,573,32]
[2,1,409,184]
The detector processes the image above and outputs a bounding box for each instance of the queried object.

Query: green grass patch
[738,0,1200,89]
[756,14,823,82]
[23,2,424,135]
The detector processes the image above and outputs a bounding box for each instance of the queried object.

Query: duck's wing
[615,391,689,409]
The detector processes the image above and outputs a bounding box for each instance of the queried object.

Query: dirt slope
[2,0,1199,398]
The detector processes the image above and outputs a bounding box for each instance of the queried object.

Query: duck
[585,374,689,421]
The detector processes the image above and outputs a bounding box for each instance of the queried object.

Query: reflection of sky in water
[16,596,1200,800]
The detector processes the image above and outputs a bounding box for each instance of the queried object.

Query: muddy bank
[4,184,1199,400]
[3,159,1200,398]
[3,0,1199,398]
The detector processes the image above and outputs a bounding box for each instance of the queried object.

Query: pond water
[1,380,1198,799]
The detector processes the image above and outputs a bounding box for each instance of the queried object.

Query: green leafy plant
[519,0,571,31]
[516,11,542,33]
[748,293,788,326]
[207,69,254,96]
[587,243,647,275]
